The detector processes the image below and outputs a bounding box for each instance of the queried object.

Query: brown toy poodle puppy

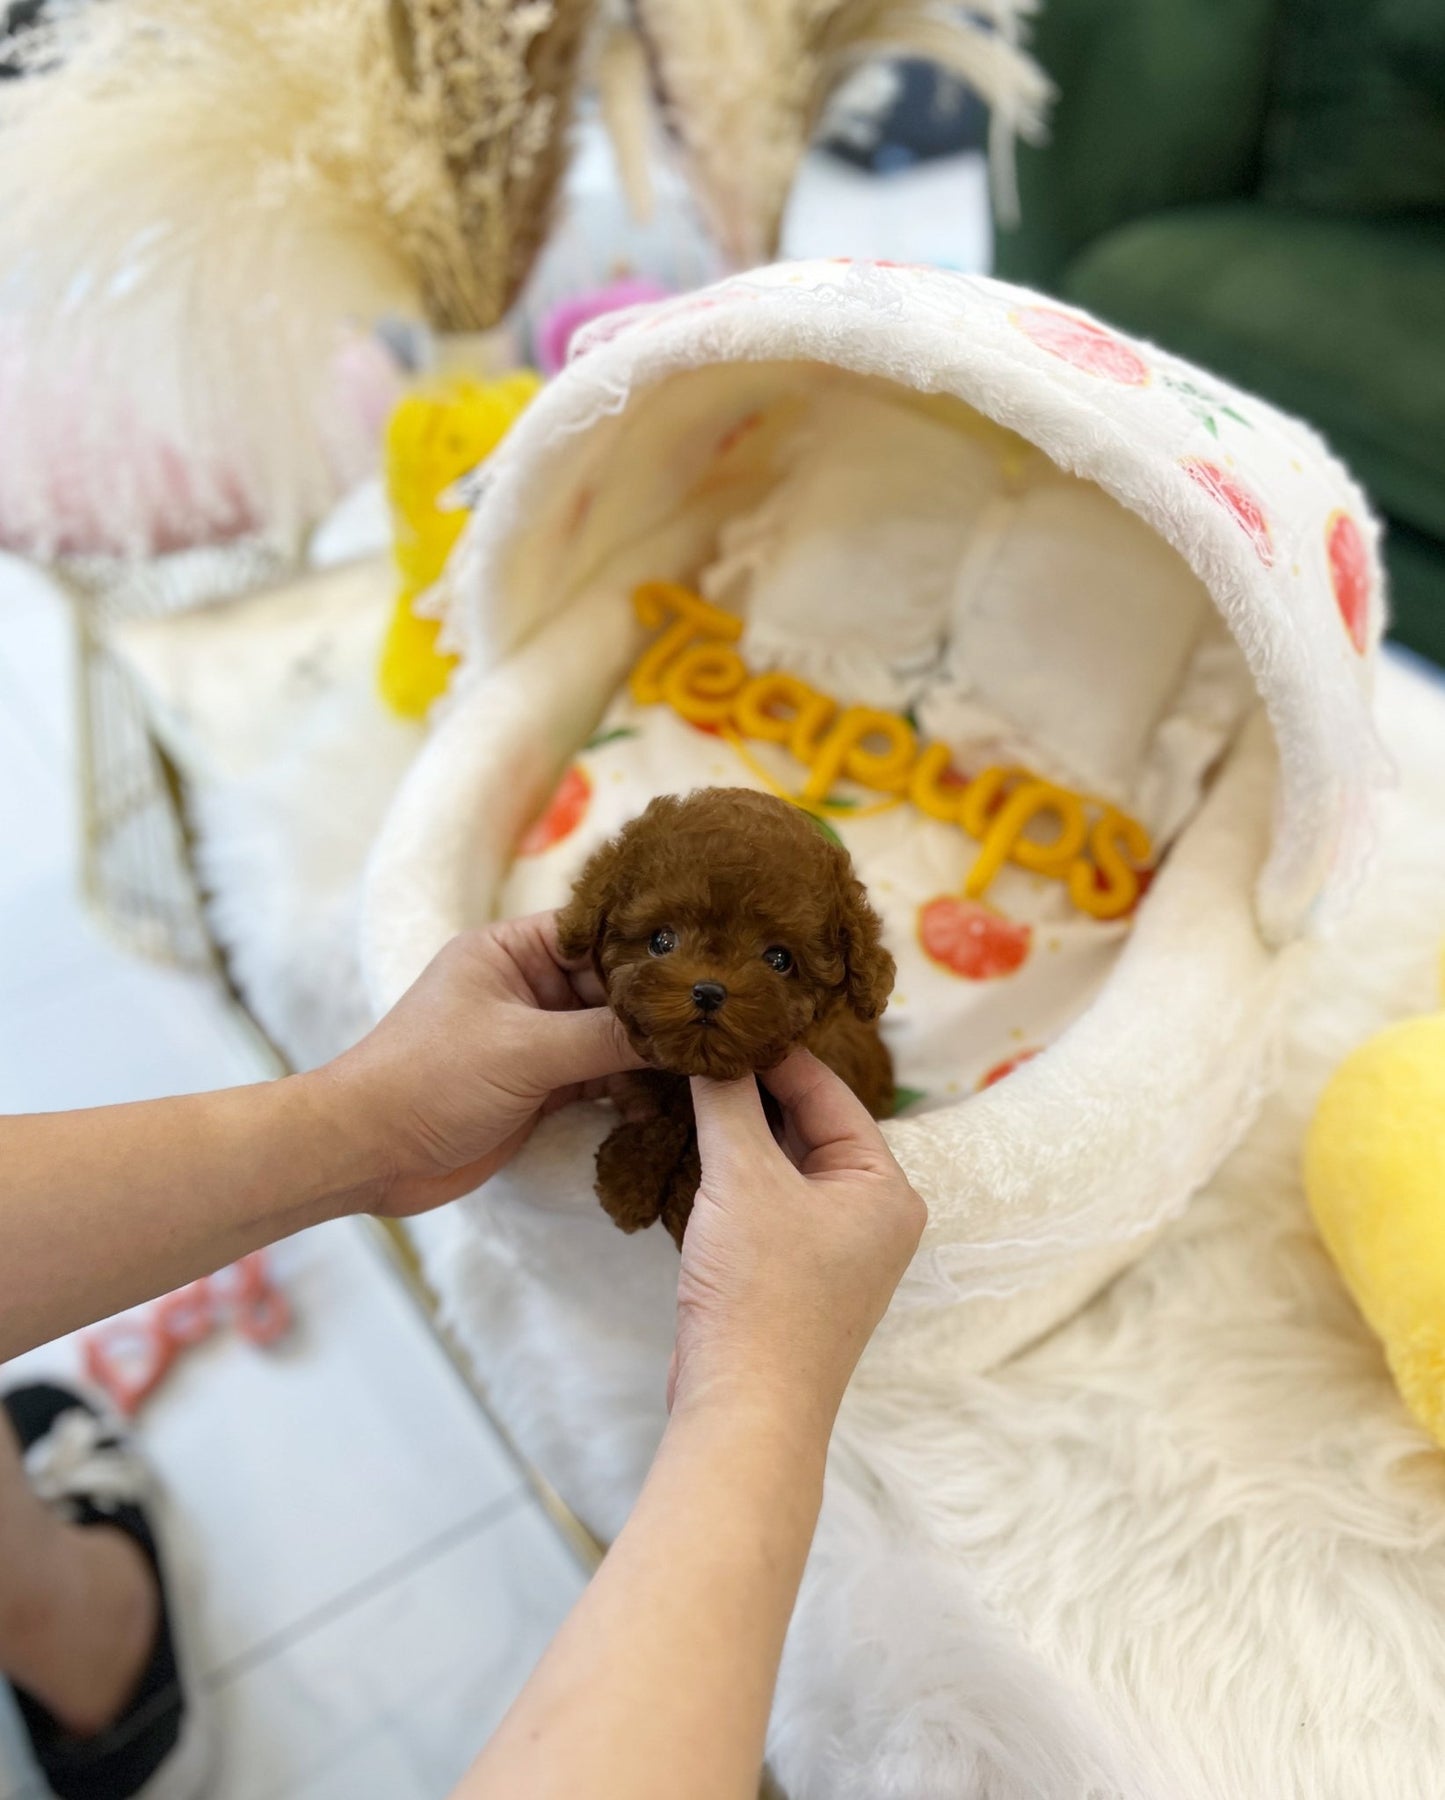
[557,787,895,1246]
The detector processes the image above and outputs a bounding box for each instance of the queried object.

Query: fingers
[535,910,598,982]
[567,965,608,1007]
[528,1005,646,1087]
[689,1073,773,1170]
[506,913,609,1007]
[528,909,576,967]
[483,916,580,1012]
[760,1049,880,1158]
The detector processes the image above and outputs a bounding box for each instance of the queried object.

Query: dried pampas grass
[603,0,1052,268]
[0,0,592,555]
[389,0,595,329]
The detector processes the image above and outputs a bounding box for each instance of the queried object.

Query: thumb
[690,1073,774,1172]
[527,1005,646,1089]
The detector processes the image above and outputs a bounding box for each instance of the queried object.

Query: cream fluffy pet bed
[356,261,1437,1795]
[365,259,1387,1347]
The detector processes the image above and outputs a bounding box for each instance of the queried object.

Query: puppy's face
[557,788,894,1081]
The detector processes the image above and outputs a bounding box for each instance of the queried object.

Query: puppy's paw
[595,1116,692,1234]
[605,1069,675,1127]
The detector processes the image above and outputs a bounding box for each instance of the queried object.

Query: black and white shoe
[3,1384,211,1800]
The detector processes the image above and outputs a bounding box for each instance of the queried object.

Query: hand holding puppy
[321,915,644,1217]
[319,904,919,1443]
[671,1050,926,1440]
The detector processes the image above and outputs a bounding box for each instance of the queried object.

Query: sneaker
[3,1383,211,1800]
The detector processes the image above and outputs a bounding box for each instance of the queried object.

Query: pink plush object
[0,317,402,559]
[533,277,671,377]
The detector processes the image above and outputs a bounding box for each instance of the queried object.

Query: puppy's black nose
[692,981,727,1015]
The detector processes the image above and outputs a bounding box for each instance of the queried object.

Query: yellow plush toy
[1304,948,1445,1446]
[378,369,542,717]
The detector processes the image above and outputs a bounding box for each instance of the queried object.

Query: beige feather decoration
[0,0,592,555]
[601,0,1051,268]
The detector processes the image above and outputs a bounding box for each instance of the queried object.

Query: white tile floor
[0,560,585,1797]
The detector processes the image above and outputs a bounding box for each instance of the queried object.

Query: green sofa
[993,0,1445,665]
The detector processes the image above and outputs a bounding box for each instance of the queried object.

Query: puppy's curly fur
[557,787,895,1246]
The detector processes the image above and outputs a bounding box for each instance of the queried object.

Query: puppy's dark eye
[762,945,794,974]
[648,927,678,957]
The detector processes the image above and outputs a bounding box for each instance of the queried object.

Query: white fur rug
[403,649,1445,1800]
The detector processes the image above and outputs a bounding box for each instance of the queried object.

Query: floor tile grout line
[204,1486,532,1689]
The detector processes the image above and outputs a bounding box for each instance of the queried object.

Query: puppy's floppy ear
[834,873,895,1022]
[556,833,626,965]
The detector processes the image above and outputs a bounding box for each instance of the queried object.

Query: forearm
[0,1070,379,1359]
[458,1402,827,1800]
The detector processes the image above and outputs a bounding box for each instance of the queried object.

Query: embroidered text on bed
[628,580,1155,922]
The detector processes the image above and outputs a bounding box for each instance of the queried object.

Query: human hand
[671,1051,926,1443]
[315,916,644,1216]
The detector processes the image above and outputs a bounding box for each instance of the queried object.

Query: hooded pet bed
[364,256,1387,1364]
